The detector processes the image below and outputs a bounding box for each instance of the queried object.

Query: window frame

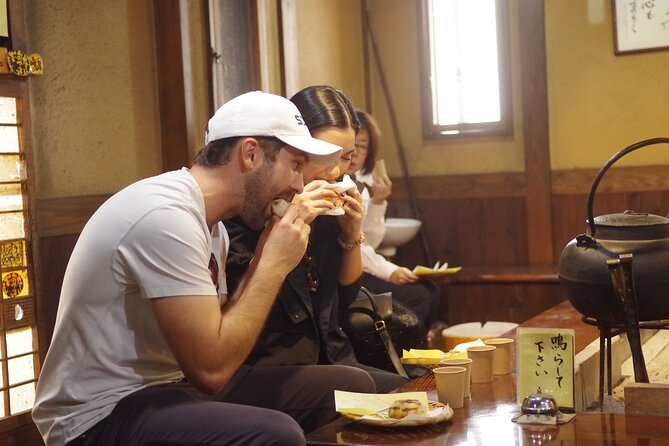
[418,0,513,139]
[0,78,39,433]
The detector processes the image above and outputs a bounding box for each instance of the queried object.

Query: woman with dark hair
[348,109,442,337]
[224,86,408,393]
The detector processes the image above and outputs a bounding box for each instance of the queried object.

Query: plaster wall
[546,0,669,170]
[293,0,365,107]
[24,0,162,199]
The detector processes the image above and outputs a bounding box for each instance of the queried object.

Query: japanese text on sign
[517,327,575,410]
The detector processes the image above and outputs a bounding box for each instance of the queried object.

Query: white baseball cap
[205,91,342,164]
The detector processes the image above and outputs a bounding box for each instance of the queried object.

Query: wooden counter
[305,300,667,445]
[306,373,669,445]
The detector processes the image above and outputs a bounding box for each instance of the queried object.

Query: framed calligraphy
[613,0,669,54]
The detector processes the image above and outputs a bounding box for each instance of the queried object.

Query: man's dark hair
[193,136,284,167]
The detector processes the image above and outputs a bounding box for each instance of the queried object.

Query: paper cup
[372,159,387,179]
[484,337,514,375]
[467,345,496,383]
[433,366,467,409]
[440,357,473,398]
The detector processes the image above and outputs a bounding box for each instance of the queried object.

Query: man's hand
[256,204,310,274]
[389,267,418,285]
[290,180,338,224]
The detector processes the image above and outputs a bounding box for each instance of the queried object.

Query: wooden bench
[439,265,559,285]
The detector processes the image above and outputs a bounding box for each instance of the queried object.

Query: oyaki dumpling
[388,399,427,419]
[271,199,290,217]
[328,194,344,209]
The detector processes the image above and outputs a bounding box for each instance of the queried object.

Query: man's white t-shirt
[32,169,228,446]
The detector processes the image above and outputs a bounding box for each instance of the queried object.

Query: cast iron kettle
[558,137,669,382]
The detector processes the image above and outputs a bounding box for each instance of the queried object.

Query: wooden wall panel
[552,190,669,263]
[443,284,565,326]
[0,413,41,445]
[388,195,540,326]
[36,195,109,237]
[389,166,669,325]
[388,196,528,269]
[35,234,80,363]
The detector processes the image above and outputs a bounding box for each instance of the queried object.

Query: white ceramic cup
[467,345,496,383]
[440,357,473,398]
[433,366,467,409]
[484,337,514,375]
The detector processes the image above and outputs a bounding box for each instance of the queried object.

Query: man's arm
[151,207,308,394]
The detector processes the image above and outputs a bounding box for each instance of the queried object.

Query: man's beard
[240,159,275,230]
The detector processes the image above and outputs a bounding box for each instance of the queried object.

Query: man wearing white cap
[32,91,376,446]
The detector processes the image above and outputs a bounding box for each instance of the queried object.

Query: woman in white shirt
[348,110,442,336]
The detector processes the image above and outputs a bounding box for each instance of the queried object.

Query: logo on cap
[295,115,306,126]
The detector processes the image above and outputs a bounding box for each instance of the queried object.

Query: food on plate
[388,399,427,419]
[271,199,290,217]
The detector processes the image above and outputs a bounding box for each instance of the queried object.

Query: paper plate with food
[335,390,453,427]
[401,349,468,369]
[413,261,461,279]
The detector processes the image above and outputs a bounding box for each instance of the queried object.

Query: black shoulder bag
[342,287,412,378]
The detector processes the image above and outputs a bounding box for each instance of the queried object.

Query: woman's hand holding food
[371,175,392,204]
[337,185,364,243]
[389,267,418,285]
[290,180,338,224]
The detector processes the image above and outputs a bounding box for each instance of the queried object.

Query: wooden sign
[516,327,575,411]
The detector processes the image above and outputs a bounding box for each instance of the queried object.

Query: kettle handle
[587,137,669,237]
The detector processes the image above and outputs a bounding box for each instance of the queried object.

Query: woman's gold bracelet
[338,232,365,251]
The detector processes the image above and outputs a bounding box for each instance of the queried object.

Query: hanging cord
[361,0,433,266]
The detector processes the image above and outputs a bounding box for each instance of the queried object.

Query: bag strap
[356,288,409,378]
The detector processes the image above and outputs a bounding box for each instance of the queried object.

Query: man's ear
[238,137,259,172]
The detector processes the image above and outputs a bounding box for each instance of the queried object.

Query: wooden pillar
[519,0,554,265]
[153,0,190,172]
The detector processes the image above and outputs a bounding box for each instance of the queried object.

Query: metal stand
[582,317,669,409]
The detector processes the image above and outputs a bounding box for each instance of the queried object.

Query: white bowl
[380,218,422,249]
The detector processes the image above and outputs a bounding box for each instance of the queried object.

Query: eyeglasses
[303,249,320,294]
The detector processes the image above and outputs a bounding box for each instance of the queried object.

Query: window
[0,93,39,420]
[208,0,260,109]
[419,0,512,138]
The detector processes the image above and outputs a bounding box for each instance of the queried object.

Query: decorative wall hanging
[613,0,669,54]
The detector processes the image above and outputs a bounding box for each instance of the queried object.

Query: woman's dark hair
[290,85,360,135]
[355,109,382,175]
[193,136,283,167]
